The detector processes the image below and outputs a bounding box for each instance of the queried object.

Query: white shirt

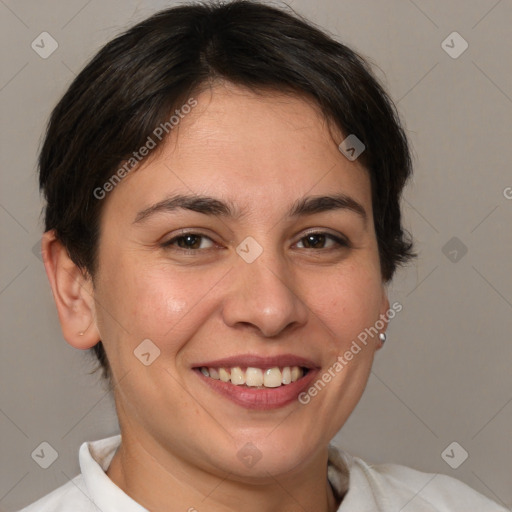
[18,435,506,511]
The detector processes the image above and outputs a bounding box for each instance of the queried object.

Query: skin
[43,83,389,512]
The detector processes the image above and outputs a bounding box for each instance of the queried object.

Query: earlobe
[41,230,100,349]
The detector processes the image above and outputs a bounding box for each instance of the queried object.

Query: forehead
[170,84,343,173]
[101,83,373,221]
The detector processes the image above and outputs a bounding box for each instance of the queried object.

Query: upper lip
[192,354,319,370]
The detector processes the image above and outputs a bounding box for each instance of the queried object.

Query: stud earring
[78,320,93,336]
[379,332,387,344]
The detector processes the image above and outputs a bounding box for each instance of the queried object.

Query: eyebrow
[289,194,367,224]
[133,195,237,224]
[133,193,367,225]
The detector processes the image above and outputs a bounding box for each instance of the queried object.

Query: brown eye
[296,233,347,249]
[163,234,214,250]
[178,235,202,249]
[302,234,326,248]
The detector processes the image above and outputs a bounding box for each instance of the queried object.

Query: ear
[41,230,100,349]
[376,286,390,351]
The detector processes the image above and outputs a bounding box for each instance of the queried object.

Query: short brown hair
[39,0,415,382]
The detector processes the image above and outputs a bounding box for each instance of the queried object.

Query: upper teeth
[200,366,304,387]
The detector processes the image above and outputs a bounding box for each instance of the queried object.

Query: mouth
[192,354,319,410]
[197,365,309,388]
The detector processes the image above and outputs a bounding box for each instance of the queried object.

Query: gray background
[1,0,511,510]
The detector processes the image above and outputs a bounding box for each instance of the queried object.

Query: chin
[219,431,325,480]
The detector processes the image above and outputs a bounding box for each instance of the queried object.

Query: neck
[106,428,340,512]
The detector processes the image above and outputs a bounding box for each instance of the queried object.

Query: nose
[221,251,309,338]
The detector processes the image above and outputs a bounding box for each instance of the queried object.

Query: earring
[78,320,93,336]
[379,332,387,344]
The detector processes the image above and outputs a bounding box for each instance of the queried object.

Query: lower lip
[194,369,319,410]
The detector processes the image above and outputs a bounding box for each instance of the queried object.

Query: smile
[193,354,319,410]
[199,366,307,388]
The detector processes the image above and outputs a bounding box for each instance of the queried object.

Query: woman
[20,1,505,510]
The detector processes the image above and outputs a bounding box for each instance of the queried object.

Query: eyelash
[160,231,217,252]
[295,231,349,250]
[161,230,350,252]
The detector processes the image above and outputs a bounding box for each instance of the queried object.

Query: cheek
[305,262,384,345]
[128,278,189,335]
[94,254,223,356]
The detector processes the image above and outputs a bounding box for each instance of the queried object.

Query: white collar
[80,435,147,511]
[79,435,351,511]
[77,435,503,511]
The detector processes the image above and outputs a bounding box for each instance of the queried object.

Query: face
[89,83,389,479]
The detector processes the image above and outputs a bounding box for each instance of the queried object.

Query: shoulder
[329,446,507,511]
[363,459,505,511]
[16,474,94,512]
[16,435,123,512]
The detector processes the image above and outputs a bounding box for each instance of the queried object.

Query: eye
[162,233,215,250]
[295,232,348,249]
